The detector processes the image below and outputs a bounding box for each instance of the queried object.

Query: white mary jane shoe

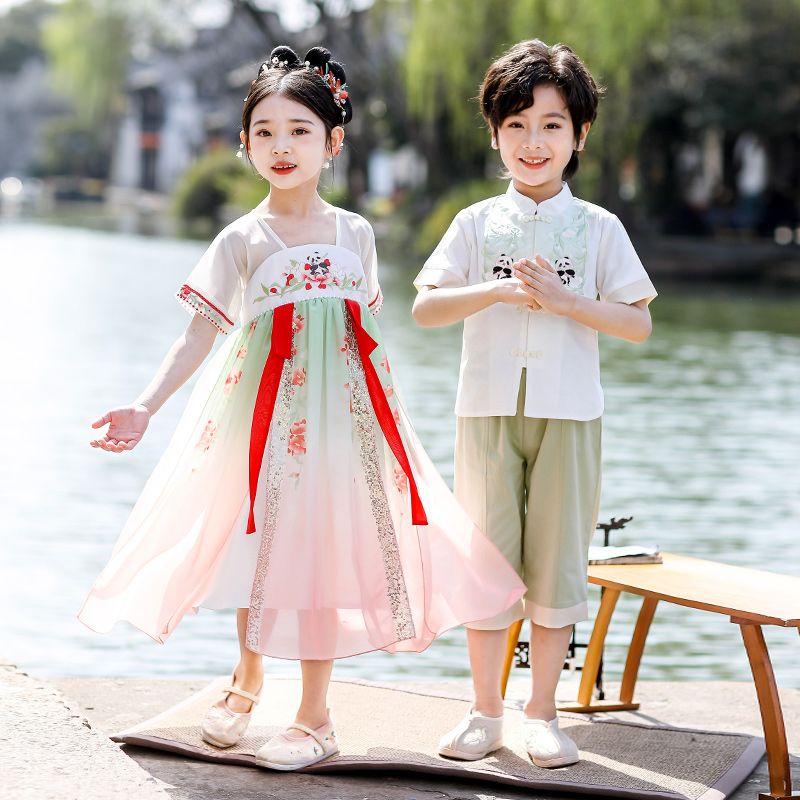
[200,679,262,749]
[255,718,338,771]
[522,716,579,768]
[438,708,504,760]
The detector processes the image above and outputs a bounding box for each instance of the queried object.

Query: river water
[0,219,798,687]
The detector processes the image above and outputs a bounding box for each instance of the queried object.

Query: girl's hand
[90,404,151,452]
[514,256,576,316]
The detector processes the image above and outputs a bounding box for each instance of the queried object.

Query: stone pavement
[3,656,799,800]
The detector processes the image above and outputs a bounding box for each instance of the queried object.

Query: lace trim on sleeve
[368,289,383,317]
[176,285,234,334]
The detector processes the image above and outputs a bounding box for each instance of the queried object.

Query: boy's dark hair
[241,45,352,156]
[479,39,603,181]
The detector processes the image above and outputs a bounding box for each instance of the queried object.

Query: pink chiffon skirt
[79,299,526,660]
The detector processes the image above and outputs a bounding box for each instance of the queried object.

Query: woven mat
[113,677,763,799]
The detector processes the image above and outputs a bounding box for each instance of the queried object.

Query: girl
[80,45,525,771]
[413,40,656,768]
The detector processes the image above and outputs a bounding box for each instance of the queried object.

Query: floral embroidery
[392,408,400,425]
[248,319,258,337]
[196,420,217,452]
[384,383,394,398]
[223,370,242,395]
[292,313,305,334]
[287,418,307,456]
[393,466,408,494]
[380,356,390,373]
[291,367,306,386]
[237,346,248,359]
[252,253,365,303]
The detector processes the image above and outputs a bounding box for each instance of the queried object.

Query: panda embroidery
[555,256,577,286]
[305,251,331,278]
[491,253,513,280]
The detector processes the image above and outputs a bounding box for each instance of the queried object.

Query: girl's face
[493,82,590,203]
[242,93,344,190]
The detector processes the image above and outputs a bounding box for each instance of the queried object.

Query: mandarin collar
[505,181,573,217]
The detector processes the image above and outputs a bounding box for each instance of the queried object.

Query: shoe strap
[223,685,261,704]
[286,722,330,748]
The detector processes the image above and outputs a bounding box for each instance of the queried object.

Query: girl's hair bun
[304,46,332,69]
[258,45,300,75]
[304,45,351,124]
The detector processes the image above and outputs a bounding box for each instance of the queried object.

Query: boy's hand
[514,256,576,316]
[493,266,541,311]
[90,404,151,452]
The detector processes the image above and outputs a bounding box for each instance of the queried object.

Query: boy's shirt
[414,182,657,421]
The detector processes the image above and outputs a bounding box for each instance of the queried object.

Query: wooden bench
[501,552,800,800]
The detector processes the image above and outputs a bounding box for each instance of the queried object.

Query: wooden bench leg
[559,588,629,712]
[501,619,524,698]
[619,597,658,705]
[737,621,796,800]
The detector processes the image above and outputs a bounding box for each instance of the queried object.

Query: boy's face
[493,83,590,203]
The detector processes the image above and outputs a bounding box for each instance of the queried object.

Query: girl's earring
[236,143,245,159]
[323,158,332,170]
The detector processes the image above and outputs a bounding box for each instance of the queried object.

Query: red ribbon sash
[246,300,427,535]
[247,302,294,533]
[345,300,427,526]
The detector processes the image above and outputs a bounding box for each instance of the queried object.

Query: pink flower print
[292,367,306,386]
[287,418,307,456]
[305,282,312,290]
[384,383,394,398]
[223,370,242,395]
[283,271,295,287]
[292,313,305,334]
[381,356,390,373]
[392,408,400,425]
[248,319,258,336]
[197,420,217,452]
[351,279,357,287]
[236,346,248,359]
[393,466,408,494]
[269,287,278,294]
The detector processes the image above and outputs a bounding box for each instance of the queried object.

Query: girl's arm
[412,268,540,328]
[89,314,219,453]
[514,257,652,343]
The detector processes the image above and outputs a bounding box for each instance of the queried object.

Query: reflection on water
[0,220,798,687]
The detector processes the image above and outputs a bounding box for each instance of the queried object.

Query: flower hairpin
[306,61,349,119]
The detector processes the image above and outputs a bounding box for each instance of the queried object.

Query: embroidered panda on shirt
[305,251,331,278]
[556,256,578,288]
[491,253,513,280]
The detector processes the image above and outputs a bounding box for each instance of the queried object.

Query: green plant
[415,179,505,256]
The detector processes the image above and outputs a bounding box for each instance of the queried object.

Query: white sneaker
[438,709,504,760]
[522,716,579,768]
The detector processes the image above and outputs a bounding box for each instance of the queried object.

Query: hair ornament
[311,62,349,120]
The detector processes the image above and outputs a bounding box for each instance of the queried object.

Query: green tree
[403,0,754,206]
[40,0,130,177]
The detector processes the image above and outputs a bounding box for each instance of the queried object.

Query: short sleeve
[357,219,383,316]
[413,209,474,290]
[596,215,657,305]
[176,227,246,334]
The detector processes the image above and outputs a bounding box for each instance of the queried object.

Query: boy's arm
[412,271,540,328]
[89,314,218,452]
[514,257,652,343]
